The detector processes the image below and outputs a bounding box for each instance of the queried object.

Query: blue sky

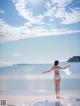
[0,0,80,65]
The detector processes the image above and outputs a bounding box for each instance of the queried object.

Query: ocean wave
[0,73,80,80]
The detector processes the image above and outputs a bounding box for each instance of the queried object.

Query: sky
[0,0,80,66]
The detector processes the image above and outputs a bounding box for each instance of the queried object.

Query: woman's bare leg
[54,80,58,97]
[54,80,61,98]
[57,79,61,97]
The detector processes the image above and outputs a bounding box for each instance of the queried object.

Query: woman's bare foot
[56,96,64,99]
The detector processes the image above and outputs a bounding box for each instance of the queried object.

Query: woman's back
[53,66,60,74]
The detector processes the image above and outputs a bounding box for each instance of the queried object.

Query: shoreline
[0,90,80,106]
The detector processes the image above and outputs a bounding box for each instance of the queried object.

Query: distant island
[67,56,80,62]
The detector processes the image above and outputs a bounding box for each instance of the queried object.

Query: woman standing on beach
[43,60,70,98]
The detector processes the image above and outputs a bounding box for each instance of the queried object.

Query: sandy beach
[0,62,80,106]
[0,91,80,106]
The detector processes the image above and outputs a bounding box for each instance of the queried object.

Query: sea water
[0,62,80,96]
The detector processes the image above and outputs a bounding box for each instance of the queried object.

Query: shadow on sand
[32,100,64,106]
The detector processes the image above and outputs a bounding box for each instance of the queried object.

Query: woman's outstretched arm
[60,65,70,69]
[43,66,53,73]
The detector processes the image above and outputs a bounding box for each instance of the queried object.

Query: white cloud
[12,0,44,25]
[0,19,80,42]
[45,2,52,10]
[44,0,80,24]
[50,0,72,7]
[44,7,56,17]
[63,10,80,24]
[12,0,80,25]
[15,0,33,20]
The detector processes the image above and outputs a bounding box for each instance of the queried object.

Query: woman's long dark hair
[54,60,59,66]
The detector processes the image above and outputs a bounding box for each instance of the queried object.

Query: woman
[43,60,70,98]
